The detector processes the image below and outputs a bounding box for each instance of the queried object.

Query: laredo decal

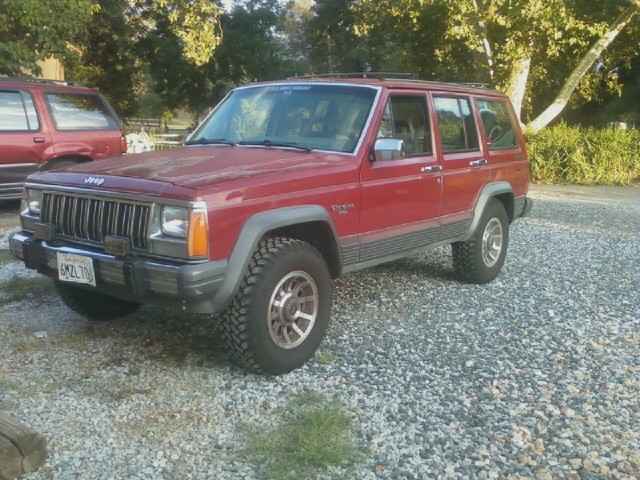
[84,176,105,186]
[332,203,355,215]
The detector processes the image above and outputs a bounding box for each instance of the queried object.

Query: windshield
[189,84,378,153]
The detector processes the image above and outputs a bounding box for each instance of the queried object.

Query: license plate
[57,252,96,287]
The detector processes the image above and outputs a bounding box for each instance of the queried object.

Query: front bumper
[9,231,229,314]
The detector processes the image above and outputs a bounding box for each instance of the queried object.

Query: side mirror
[372,138,404,162]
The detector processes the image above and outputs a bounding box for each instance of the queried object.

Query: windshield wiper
[184,138,236,146]
[238,139,312,152]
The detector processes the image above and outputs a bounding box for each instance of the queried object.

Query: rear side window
[0,91,40,132]
[434,97,479,153]
[376,95,431,156]
[477,99,518,149]
[45,93,119,131]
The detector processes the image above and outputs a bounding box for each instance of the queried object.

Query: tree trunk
[527,5,640,133]
[470,0,495,81]
[0,414,48,480]
[504,53,532,121]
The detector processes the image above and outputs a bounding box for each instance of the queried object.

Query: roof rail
[455,82,496,90]
[285,73,496,90]
[0,77,86,87]
[287,72,416,81]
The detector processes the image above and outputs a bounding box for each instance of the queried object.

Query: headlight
[151,202,209,259]
[24,189,43,216]
[161,206,188,238]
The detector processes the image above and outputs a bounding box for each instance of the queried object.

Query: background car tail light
[120,134,127,154]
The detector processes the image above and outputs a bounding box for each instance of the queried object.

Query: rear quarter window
[476,99,518,149]
[0,90,40,132]
[45,93,120,131]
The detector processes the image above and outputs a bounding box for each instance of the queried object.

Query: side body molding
[209,205,339,311]
[462,182,514,241]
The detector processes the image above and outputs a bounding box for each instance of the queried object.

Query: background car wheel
[221,237,332,375]
[43,159,82,171]
[55,281,141,321]
[452,199,509,284]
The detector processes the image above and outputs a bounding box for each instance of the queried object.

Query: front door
[358,92,443,262]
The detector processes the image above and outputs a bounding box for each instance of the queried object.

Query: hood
[28,146,353,197]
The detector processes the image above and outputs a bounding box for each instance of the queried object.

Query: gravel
[1,185,639,479]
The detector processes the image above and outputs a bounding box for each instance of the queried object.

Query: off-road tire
[221,237,332,375]
[55,281,141,321]
[452,199,509,284]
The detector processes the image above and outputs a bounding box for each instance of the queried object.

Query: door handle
[421,165,442,173]
[469,159,488,166]
[33,137,46,144]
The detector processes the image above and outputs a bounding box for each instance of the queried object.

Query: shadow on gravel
[79,307,228,367]
[368,253,458,283]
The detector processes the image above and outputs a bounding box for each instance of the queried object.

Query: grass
[0,275,55,305]
[245,393,361,480]
[0,249,16,265]
[315,350,337,365]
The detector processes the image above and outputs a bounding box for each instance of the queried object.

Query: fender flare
[209,205,339,311]
[463,182,514,241]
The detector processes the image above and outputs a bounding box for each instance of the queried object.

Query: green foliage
[526,123,640,185]
[245,393,361,480]
[0,0,97,75]
[65,0,141,117]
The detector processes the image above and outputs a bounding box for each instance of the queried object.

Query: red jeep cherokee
[0,78,126,200]
[10,75,532,374]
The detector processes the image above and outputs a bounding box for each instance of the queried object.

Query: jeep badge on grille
[84,176,105,186]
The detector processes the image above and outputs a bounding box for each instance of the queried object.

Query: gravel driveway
[1,185,638,479]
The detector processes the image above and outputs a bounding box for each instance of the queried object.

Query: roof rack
[285,73,496,90]
[287,72,416,81]
[0,77,86,87]
[456,82,496,90]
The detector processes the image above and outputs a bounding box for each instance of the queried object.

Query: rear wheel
[452,199,509,284]
[55,281,141,321]
[221,237,332,375]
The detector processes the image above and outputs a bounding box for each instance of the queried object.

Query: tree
[527,3,640,131]
[352,0,640,131]
[65,0,141,117]
[0,0,97,75]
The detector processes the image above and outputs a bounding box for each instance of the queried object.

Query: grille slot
[41,193,151,250]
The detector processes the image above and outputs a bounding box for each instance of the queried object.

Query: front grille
[41,192,151,250]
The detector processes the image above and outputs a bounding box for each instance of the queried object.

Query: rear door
[43,91,124,159]
[0,89,52,195]
[358,91,443,262]
[431,94,489,239]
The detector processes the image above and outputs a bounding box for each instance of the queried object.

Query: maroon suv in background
[0,78,126,200]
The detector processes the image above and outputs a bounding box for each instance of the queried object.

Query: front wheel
[221,237,332,375]
[452,199,509,284]
[55,281,141,321]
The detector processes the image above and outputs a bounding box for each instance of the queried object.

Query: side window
[45,93,119,131]
[476,99,518,149]
[376,95,431,157]
[0,91,40,132]
[433,96,479,153]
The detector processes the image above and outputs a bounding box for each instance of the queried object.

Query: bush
[526,123,640,185]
